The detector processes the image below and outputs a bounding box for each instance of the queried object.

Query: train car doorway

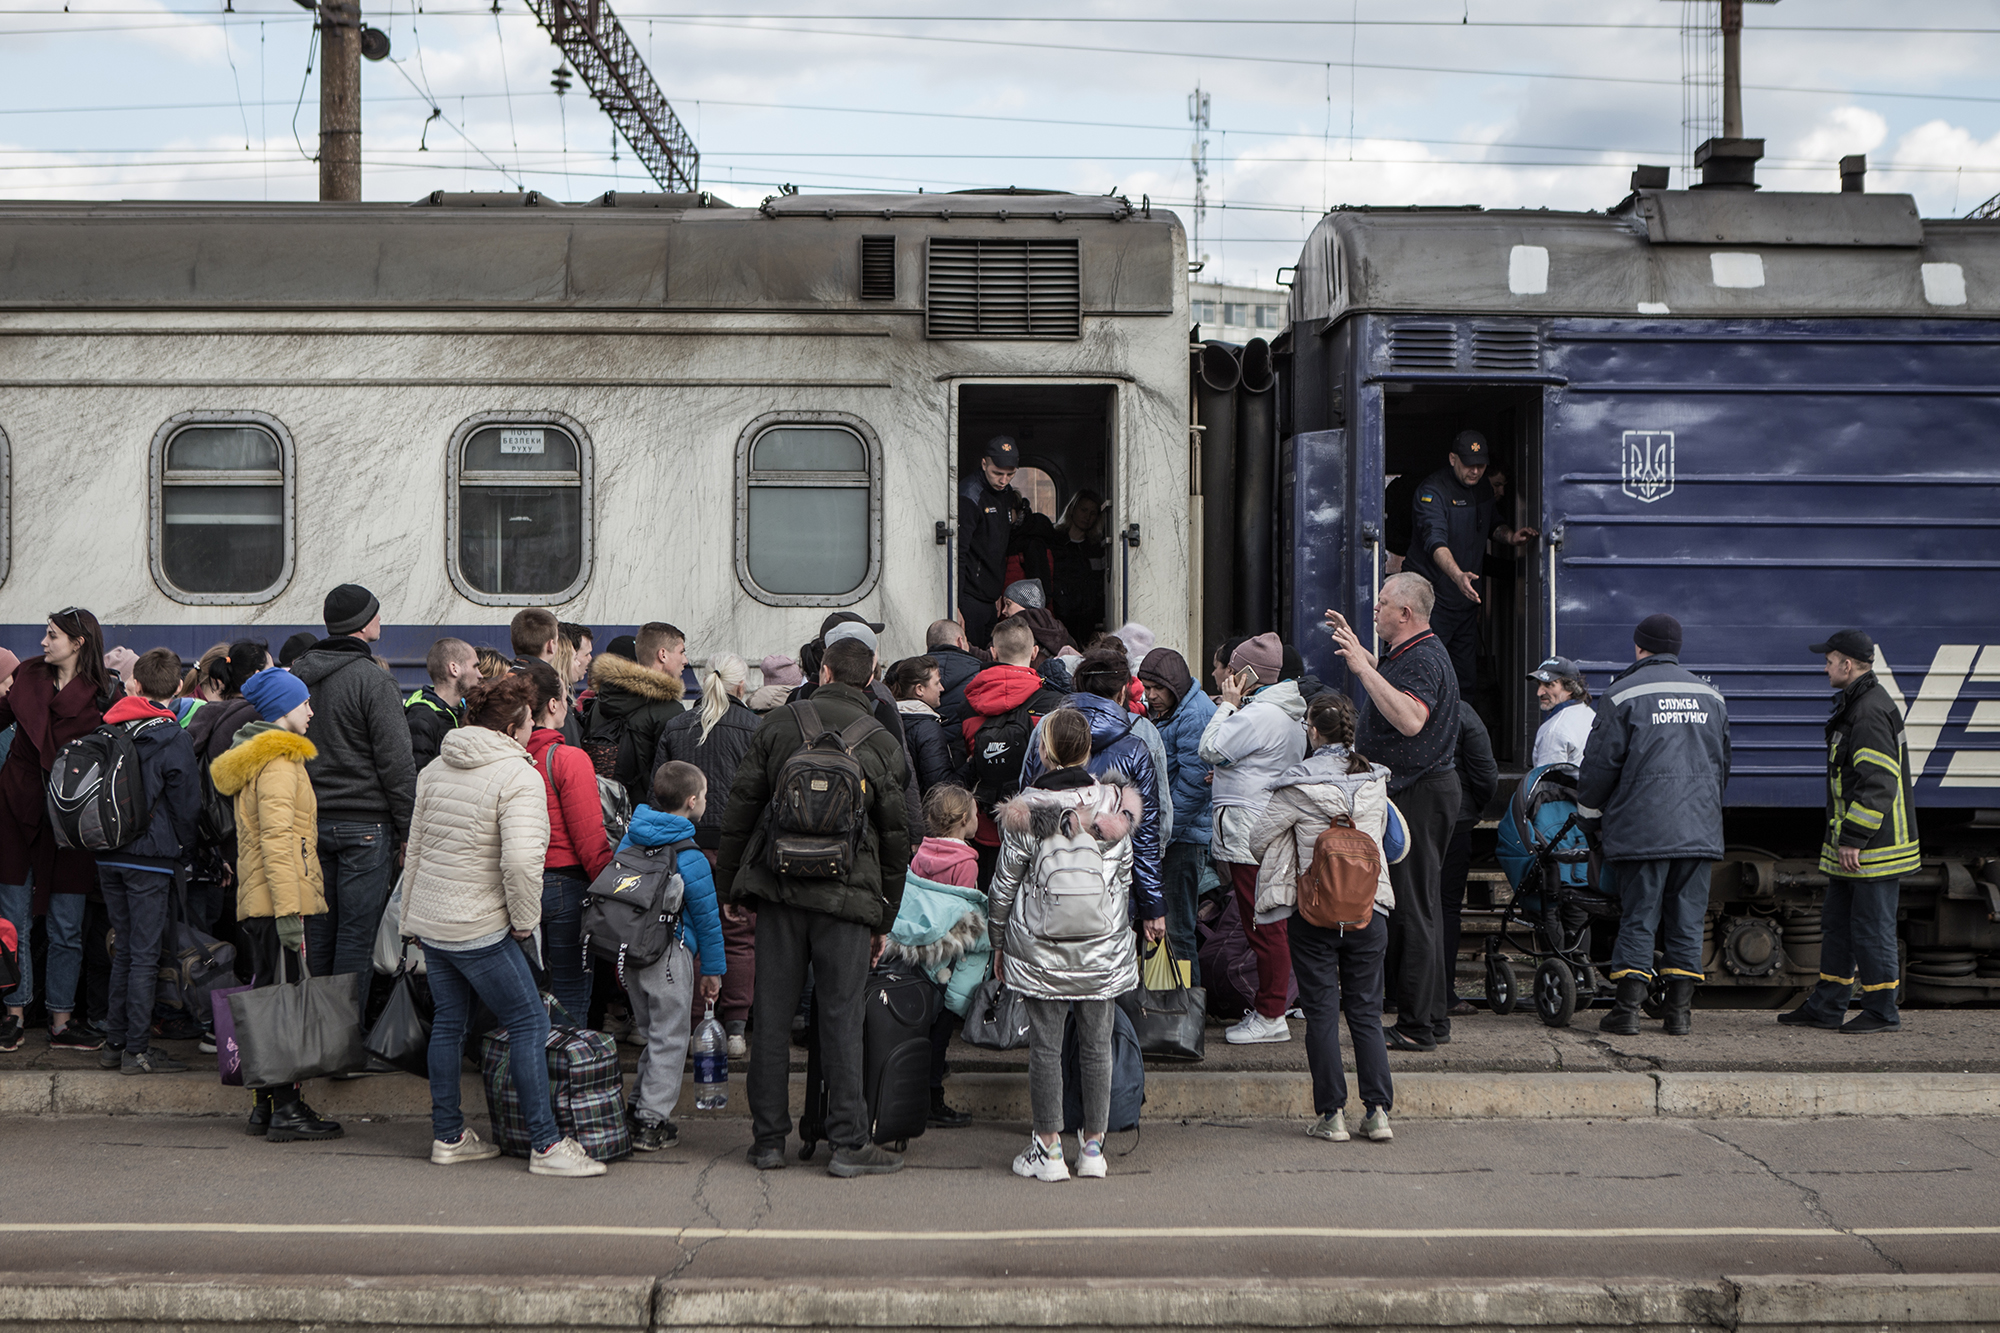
[1380,383,1545,769]
[952,381,1119,650]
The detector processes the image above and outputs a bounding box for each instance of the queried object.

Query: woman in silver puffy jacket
[989,708,1165,1184]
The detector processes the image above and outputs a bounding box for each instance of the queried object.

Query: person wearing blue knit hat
[241,667,311,726]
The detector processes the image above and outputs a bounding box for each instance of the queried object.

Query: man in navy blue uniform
[1404,430,1537,696]
[957,434,1026,649]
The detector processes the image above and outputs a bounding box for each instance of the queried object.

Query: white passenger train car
[0,189,1190,673]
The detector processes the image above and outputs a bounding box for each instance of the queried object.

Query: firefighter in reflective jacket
[1780,629,1918,1035]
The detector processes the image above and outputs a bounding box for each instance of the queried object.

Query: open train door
[1285,425,1381,678]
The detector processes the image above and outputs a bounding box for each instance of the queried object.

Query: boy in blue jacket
[96,648,203,1074]
[621,760,726,1152]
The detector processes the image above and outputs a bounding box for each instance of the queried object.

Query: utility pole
[1187,84,1210,268]
[1720,0,1743,139]
[319,0,361,200]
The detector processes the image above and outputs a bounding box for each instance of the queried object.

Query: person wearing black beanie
[1576,613,1731,1040]
[278,632,318,668]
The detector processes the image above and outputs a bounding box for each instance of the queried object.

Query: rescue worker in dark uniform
[957,434,1025,649]
[1779,629,1918,1035]
[1578,614,1731,1038]
[1404,430,1537,694]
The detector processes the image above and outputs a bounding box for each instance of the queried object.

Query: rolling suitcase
[798,965,939,1159]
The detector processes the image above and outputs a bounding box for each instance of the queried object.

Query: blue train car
[1277,176,2000,998]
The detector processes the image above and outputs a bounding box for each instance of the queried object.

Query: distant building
[1190,279,1287,344]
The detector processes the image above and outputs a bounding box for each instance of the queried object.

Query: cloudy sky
[3,0,1998,287]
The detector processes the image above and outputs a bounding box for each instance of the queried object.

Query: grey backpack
[579,837,696,987]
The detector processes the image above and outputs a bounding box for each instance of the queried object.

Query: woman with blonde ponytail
[652,652,759,1054]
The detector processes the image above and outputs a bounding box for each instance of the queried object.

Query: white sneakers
[1306,1110,1350,1142]
[1360,1107,1394,1142]
[1075,1138,1107,1179]
[1012,1135,1070,1182]
[530,1136,609,1177]
[431,1128,502,1165]
[1225,1011,1292,1044]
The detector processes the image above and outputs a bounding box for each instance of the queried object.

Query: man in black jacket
[957,435,1025,649]
[405,637,475,775]
[1439,702,1498,1017]
[925,618,988,729]
[718,635,912,1179]
[1579,614,1731,1037]
[1780,629,1919,1035]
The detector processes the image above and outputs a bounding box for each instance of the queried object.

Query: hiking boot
[828,1142,903,1178]
[1076,1138,1107,1179]
[747,1143,787,1171]
[432,1128,502,1164]
[1224,1011,1291,1044]
[927,1089,971,1129]
[98,1043,124,1070]
[530,1136,607,1178]
[1662,977,1697,1036]
[1598,974,1648,1036]
[48,1024,104,1052]
[631,1117,678,1153]
[1841,1011,1901,1035]
[265,1098,343,1144]
[122,1049,188,1075]
[1011,1135,1068,1182]
[1360,1107,1394,1142]
[245,1088,273,1137]
[1306,1110,1350,1142]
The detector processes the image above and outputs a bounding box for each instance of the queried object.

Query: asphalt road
[1,1111,1996,1282]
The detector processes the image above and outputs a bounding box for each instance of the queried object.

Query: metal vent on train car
[926,237,1081,339]
[1387,323,1458,370]
[860,236,896,300]
[1470,326,1541,372]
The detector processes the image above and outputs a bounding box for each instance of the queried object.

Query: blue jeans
[0,878,86,1017]
[1609,858,1712,981]
[422,936,560,1152]
[307,822,394,983]
[99,866,173,1053]
[540,868,593,1024]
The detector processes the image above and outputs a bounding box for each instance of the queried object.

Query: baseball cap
[1809,629,1876,662]
[983,435,1021,468]
[823,621,879,655]
[819,610,885,638]
[1450,429,1489,464]
[1526,656,1584,685]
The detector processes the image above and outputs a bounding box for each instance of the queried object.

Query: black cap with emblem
[1450,429,1489,465]
[983,435,1021,468]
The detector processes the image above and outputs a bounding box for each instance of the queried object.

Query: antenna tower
[1188,84,1211,265]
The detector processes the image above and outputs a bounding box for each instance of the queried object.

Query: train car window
[735,414,882,606]
[1011,466,1060,520]
[447,413,592,607]
[149,413,293,605]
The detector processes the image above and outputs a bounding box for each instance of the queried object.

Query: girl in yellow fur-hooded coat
[211,669,327,924]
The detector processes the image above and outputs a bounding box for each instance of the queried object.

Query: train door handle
[934,520,951,546]
[1121,523,1141,548]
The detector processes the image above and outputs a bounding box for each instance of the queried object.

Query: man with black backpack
[717,634,912,1179]
[956,616,1068,889]
[86,650,202,1074]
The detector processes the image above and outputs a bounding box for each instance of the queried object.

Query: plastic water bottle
[693,1004,728,1111]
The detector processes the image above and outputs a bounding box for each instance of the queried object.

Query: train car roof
[1290,188,2000,324]
[0,190,1179,311]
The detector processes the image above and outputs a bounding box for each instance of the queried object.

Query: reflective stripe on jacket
[1818,672,1920,880]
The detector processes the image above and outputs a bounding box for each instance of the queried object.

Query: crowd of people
[0,504,1913,1178]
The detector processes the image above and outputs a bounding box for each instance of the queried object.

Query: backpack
[47,717,170,852]
[579,836,697,988]
[1298,813,1381,931]
[540,739,633,850]
[579,700,626,780]
[1020,797,1125,942]
[965,701,1039,808]
[765,699,881,880]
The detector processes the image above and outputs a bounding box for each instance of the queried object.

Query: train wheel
[1486,957,1518,1016]
[1534,959,1577,1028]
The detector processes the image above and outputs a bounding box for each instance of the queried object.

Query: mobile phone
[1234,667,1258,692]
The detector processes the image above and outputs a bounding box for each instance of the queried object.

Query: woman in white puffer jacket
[1248,691,1398,1147]
[400,672,603,1179]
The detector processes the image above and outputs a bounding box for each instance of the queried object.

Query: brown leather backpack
[1297,814,1380,931]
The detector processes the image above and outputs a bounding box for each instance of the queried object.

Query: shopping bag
[226,949,369,1088]
[362,961,432,1077]
[960,973,1031,1050]
[372,874,423,976]
[1141,938,1192,990]
[210,981,255,1086]
[1117,940,1207,1062]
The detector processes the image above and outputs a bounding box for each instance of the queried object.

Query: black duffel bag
[1117,941,1206,1062]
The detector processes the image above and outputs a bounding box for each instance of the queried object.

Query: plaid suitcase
[480,1023,632,1162]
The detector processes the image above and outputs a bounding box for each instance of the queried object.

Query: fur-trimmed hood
[589,651,684,702]
[995,772,1140,845]
[211,726,317,796]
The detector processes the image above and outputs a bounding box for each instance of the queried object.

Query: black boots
[265,1087,344,1143]
[1663,977,1697,1036]
[1598,974,1648,1036]
[927,1088,971,1129]
[246,1087,273,1137]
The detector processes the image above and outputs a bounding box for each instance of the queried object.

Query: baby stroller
[1486,763,1631,1027]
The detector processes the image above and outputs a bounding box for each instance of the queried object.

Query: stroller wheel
[1485,956,1518,1016]
[1534,959,1578,1028]
[1640,975,1669,1020]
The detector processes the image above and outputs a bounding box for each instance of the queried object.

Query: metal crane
[524,0,700,193]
